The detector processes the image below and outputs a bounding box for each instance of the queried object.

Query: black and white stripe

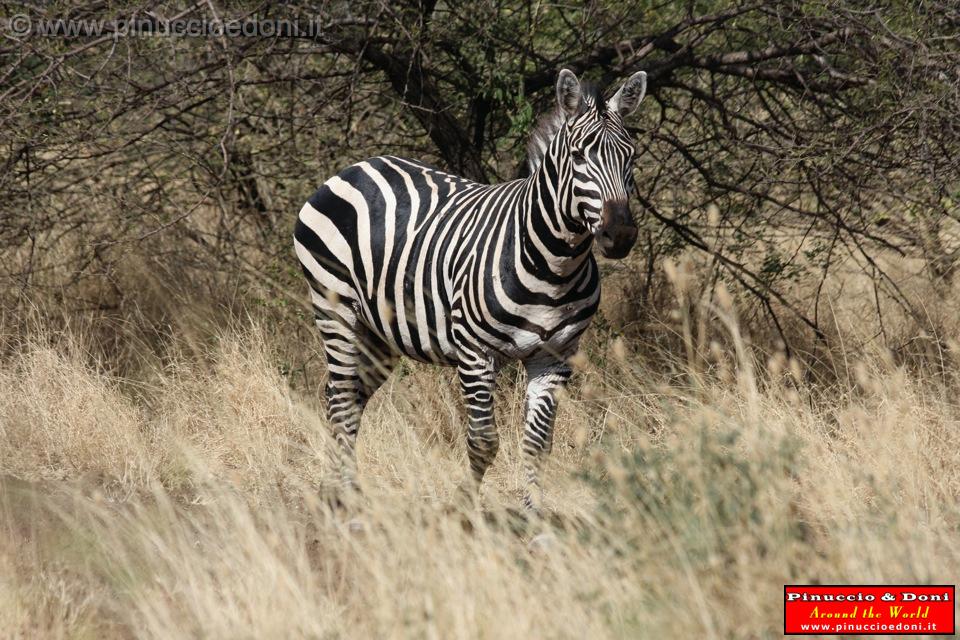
[294,69,648,511]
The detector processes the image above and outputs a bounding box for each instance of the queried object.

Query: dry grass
[2,261,960,639]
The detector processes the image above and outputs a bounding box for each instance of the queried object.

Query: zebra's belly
[355,293,461,366]
[361,294,596,366]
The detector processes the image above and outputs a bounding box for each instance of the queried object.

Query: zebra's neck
[517,143,594,278]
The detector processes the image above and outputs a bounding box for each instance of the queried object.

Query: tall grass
[2,266,960,639]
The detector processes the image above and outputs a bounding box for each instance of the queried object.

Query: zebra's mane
[526,83,604,174]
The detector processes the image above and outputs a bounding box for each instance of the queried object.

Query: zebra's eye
[571,149,585,162]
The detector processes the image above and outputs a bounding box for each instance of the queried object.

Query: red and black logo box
[784,585,955,635]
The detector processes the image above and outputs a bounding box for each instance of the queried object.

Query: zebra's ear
[608,71,647,117]
[556,68,582,118]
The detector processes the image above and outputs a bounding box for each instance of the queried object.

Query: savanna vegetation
[1,1,959,638]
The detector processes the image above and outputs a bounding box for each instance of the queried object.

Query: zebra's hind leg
[520,358,573,514]
[315,314,396,499]
[457,352,499,500]
[316,317,365,495]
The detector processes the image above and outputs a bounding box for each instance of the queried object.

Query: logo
[785,585,955,635]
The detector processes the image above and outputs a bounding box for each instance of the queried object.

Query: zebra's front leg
[521,358,573,514]
[457,354,500,497]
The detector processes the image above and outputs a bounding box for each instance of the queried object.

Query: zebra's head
[553,68,647,259]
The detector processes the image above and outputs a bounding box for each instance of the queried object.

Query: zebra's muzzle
[596,200,637,259]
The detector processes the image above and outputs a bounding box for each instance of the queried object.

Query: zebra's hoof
[528,532,556,554]
[453,482,480,509]
[345,517,366,535]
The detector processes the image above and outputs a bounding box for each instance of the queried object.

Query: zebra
[294,68,647,511]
